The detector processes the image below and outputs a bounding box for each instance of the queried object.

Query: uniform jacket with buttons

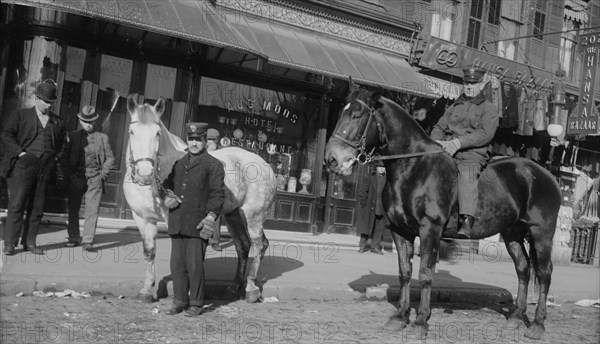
[430,92,499,158]
[163,150,225,237]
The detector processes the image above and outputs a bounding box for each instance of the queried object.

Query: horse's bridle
[128,120,161,187]
[332,98,443,165]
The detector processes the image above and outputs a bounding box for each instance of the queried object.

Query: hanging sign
[568,32,600,134]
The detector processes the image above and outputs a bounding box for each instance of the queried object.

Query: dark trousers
[4,154,52,246]
[67,174,103,243]
[170,235,208,307]
[455,151,487,216]
[360,214,386,249]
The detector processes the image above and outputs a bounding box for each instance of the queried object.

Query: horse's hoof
[245,289,261,303]
[410,320,429,339]
[383,318,407,332]
[525,322,545,340]
[135,293,154,303]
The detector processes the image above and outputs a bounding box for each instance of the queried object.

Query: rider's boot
[456,215,475,239]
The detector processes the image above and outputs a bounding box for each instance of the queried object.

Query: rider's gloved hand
[436,139,461,156]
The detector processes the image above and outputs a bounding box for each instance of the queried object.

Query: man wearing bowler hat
[1,79,66,255]
[162,122,225,316]
[431,67,499,239]
[60,105,115,250]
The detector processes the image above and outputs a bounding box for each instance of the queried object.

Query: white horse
[123,96,276,303]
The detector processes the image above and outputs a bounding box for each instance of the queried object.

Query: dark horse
[325,80,561,340]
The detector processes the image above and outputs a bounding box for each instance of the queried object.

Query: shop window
[560,19,579,78]
[466,0,484,48]
[467,19,482,48]
[533,11,545,40]
[488,0,501,25]
[197,77,321,195]
[430,0,457,41]
[497,18,519,61]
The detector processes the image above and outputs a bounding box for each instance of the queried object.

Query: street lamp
[548,69,566,138]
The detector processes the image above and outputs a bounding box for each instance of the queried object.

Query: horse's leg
[525,224,554,340]
[384,231,414,332]
[241,208,267,303]
[260,232,269,260]
[501,223,530,329]
[132,212,157,303]
[412,223,442,337]
[224,209,251,298]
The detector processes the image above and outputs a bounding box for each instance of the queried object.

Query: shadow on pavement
[348,269,514,315]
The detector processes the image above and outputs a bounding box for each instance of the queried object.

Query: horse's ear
[370,89,384,109]
[348,76,359,93]
[154,97,166,117]
[127,95,137,114]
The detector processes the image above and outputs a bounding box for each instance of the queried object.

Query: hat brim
[77,114,99,122]
[35,93,57,103]
[187,134,206,139]
[463,77,483,83]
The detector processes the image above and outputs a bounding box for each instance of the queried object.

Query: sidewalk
[1,220,599,304]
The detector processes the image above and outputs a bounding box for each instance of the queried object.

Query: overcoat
[163,151,225,238]
[356,171,387,236]
[0,107,65,178]
[430,92,499,159]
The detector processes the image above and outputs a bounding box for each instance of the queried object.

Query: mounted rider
[430,67,499,239]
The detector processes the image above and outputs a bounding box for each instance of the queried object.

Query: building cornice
[218,0,412,56]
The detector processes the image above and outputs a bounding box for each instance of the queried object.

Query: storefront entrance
[323,164,366,234]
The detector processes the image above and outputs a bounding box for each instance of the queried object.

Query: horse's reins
[333,98,443,165]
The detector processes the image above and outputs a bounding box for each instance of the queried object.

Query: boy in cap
[61,105,115,250]
[162,122,225,316]
[1,79,66,255]
[430,67,499,239]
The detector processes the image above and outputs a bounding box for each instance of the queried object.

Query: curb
[0,276,514,304]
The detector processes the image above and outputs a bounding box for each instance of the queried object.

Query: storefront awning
[3,0,263,56]
[5,0,437,98]
[421,75,462,100]
[229,18,436,98]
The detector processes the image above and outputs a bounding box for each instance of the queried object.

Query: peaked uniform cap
[186,122,208,138]
[462,67,486,83]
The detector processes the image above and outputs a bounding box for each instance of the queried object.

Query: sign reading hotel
[568,32,600,134]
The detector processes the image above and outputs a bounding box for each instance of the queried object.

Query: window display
[198,77,321,194]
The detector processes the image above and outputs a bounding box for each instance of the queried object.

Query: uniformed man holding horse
[162,122,225,316]
[431,67,499,239]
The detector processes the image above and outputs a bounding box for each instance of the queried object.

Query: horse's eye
[156,132,160,136]
[129,129,133,135]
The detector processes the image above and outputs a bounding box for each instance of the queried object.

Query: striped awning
[4,0,437,98]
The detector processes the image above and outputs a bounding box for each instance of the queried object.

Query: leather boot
[456,215,475,239]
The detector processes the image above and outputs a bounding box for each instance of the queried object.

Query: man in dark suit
[61,105,115,249]
[357,162,388,254]
[1,79,66,255]
[162,122,225,317]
